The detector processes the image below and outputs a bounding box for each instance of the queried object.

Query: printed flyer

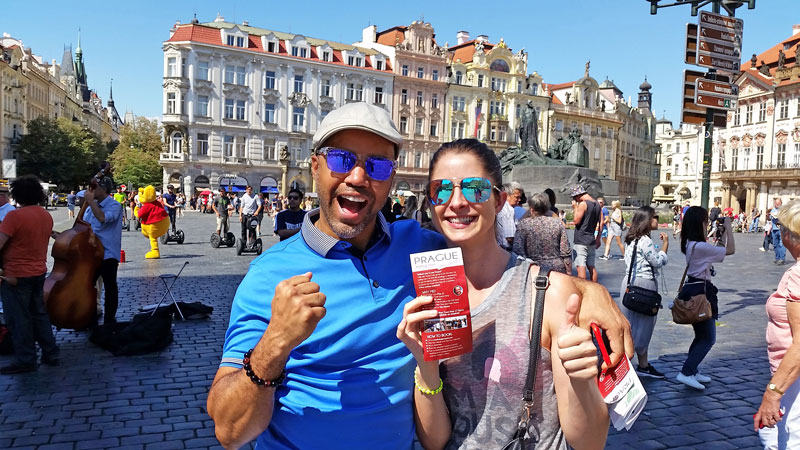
[410,248,473,361]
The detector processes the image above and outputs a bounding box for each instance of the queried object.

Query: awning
[260,186,279,194]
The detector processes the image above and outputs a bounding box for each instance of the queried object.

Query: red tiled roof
[448,39,495,64]
[166,24,392,73]
[376,27,406,46]
[739,30,800,87]
[546,81,575,91]
[551,93,563,105]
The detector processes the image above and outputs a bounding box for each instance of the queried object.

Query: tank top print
[442,255,566,450]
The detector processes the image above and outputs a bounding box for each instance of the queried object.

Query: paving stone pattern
[0,208,793,449]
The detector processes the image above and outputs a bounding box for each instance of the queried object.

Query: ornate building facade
[356,21,447,196]
[546,69,659,205]
[160,15,394,195]
[712,24,800,218]
[445,32,549,155]
[653,121,703,204]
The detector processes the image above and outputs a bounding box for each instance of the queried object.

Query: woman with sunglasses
[397,139,608,450]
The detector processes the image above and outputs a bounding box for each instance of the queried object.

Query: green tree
[111,117,164,188]
[16,117,108,189]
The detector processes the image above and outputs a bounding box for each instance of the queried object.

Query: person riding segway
[210,186,235,248]
[160,185,185,245]
[236,185,263,255]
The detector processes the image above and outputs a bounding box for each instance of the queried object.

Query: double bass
[44,169,106,329]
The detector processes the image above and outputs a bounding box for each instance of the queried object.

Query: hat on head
[570,185,587,198]
[312,102,403,156]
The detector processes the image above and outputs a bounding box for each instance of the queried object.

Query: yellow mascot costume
[136,186,170,259]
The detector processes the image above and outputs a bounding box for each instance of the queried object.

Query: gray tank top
[574,200,601,246]
[442,255,566,450]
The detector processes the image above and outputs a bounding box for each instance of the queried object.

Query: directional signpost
[696,11,743,71]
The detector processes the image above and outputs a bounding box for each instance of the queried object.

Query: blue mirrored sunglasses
[315,147,397,181]
[426,177,499,205]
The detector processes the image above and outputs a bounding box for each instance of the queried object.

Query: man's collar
[301,208,391,257]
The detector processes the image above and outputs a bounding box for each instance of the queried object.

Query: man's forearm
[89,201,106,222]
[276,228,300,239]
[208,333,291,449]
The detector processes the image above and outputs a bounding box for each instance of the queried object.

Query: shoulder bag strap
[677,242,697,292]
[626,238,638,289]
[523,268,550,403]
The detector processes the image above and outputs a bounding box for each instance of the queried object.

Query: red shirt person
[0,175,59,374]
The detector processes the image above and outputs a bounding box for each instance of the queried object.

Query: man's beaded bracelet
[414,371,443,396]
[243,349,286,388]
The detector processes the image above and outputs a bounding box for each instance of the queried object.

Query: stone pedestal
[508,165,606,206]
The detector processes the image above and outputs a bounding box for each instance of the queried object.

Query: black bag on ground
[151,301,213,320]
[90,313,173,356]
[621,238,662,317]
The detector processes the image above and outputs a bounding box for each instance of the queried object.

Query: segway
[160,227,185,244]
[237,215,263,256]
[210,231,235,248]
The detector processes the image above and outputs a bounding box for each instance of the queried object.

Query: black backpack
[90,313,173,356]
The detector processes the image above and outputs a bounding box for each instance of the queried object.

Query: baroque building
[712,24,800,218]
[0,31,121,175]
[545,68,658,205]
[160,15,393,196]
[445,32,549,155]
[356,21,447,195]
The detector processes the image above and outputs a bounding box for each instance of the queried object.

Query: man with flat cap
[208,102,632,449]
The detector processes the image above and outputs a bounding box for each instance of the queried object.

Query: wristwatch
[768,383,785,395]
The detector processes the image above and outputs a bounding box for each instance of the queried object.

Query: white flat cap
[312,102,403,156]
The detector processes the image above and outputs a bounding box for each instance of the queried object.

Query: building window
[455,71,463,85]
[321,109,331,120]
[170,132,182,153]
[294,75,304,93]
[451,121,465,139]
[345,83,363,101]
[197,95,209,117]
[196,60,209,81]
[431,93,439,109]
[227,35,235,46]
[224,99,234,119]
[399,150,407,167]
[555,120,563,131]
[264,139,276,160]
[734,107,740,126]
[223,135,234,156]
[430,122,438,137]
[498,125,507,142]
[432,70,439,81]
[758,102,767,122]
[235,100,245,120]
[399,116,408,134]
[779,99,789,119]
[794,143,800,167]
[236,36,245,48]
[234,136,246,157]
[416,91,423,107]
[292,47,308,58]
[322,50,331,62]
[167,92,177,114]
[264,103,275,123]
[321,79,331,97]
[355,84,364,102]
[415,118,424,135]
[167,57,177,77]
[265,71,276,90]
[731,147,738,170]
[402,65,409,76]
[225,65,245,85]
[374,86,384,104]
[266,41,277,53]
[777,143,786,167]
[490,126,496,141]
[756,145,764,169]
[293,107,305,131]
[196,133,209,156]
[452,96,465,112]
[490,77,506,91]
[745,104,753,123]
[489,101,506,117]
[477,74,484,88]
[415,152,422,168]
[401,89,408,104]
[515,103,521,118]
[417,67,424,78]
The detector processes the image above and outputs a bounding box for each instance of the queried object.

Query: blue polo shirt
[83,195,123,261]
[221,209,445,449]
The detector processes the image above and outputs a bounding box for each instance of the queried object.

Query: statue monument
[498,102,617,205]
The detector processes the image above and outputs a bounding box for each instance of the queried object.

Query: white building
[160,15,394,195]
[653,120,704,205]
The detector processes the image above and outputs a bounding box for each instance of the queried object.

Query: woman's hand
[754,390,783,431]
[557,294,599,381]
[397,296,438,365]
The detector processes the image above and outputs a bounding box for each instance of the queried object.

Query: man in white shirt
[495,182,519,250]
[0,186,15,222]
[239,185,262,243]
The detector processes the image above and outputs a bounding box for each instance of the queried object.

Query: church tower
[637,76,653,113]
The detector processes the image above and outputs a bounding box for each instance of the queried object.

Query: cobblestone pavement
[0,209,794,449]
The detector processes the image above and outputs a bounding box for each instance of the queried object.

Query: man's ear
[311,155,319,179]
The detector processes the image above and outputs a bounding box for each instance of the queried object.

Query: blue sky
[3,0,796,126]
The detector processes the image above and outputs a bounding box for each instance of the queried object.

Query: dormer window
[222,27,248,48]
[267,42,277,52]
[227,36,235,46]
[347,56,363,67]
[291,46,308,58]
[376,60,384,70]
[322,50,331,62]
